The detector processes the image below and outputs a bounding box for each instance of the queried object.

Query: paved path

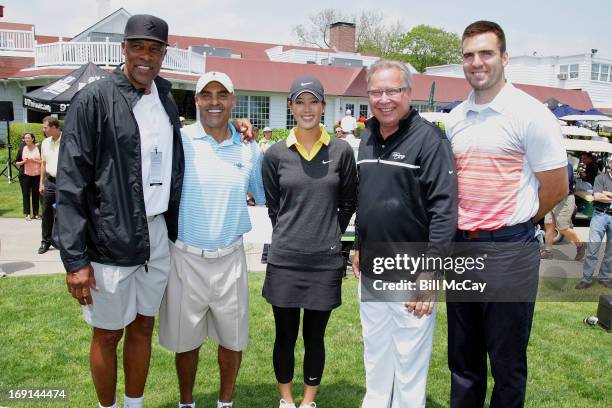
[0,210,603,280]
[0,207,273,277]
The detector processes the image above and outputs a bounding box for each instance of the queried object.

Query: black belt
[594,207,612,215]
[458,221,533,241]
[46,175,56,183]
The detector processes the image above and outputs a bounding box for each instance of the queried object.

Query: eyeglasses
[367,87,408,99]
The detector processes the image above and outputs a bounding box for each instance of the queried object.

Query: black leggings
[272,306,332,386]
[20,175,40,216]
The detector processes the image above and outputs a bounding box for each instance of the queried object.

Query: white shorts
[82,215,171,330]
[159,240,249,353]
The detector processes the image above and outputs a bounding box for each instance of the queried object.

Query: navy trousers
[447,223,538,408]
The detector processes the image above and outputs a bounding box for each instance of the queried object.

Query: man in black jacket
[56,15,183,408]
[352,59,458,407]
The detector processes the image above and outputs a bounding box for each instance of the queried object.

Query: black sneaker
[598,280,612,289]
[575,281,592,290]
[38,241,51,254]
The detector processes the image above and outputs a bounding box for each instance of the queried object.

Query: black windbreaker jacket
[56,66,184,273]
[355,109,458,254]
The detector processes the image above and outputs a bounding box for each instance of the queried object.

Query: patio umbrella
[552,104,581,118]
[22,62,109,114]
[442,100,462,112]
[582,108,607,116]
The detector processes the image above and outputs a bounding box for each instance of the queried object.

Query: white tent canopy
[560,114,611,122]
[563,138,612,154]
[419,112,448,123]
[561,126,599,137]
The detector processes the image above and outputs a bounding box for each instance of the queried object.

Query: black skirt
[262,263,344,311]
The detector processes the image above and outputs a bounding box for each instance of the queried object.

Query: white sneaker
[279,399,296,408]
[299,403,316,408]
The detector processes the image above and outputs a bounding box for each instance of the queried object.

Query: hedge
[6,121,64,148]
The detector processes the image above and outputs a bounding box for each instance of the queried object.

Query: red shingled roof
[513,83,593,111]
[0,22,33,31]
[169,35,280,61]
[167,35,354,61]
[35,35,71,44]
[205,56,367,96]
[0,56,34,78]
[411,74,593,110]
[0,55,595,107]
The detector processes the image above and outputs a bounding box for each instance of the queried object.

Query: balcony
[0,29,204,75]
[0,28,35,52]
[33,39,205,75]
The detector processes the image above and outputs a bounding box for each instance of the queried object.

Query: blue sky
[3,0,611,57]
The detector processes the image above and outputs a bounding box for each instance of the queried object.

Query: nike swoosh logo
[300,82,313,86]
[449,170,454,174]
[308,377,318,381]
[322,160,333,164]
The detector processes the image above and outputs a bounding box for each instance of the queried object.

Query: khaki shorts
[159,241,249,353]
[544,194,575,230]
[82,215,170,330]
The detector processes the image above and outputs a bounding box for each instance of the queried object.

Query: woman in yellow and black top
[261,76,357,408]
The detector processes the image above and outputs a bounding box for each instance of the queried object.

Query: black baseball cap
[289,76,324,102]
[124,14,169,45]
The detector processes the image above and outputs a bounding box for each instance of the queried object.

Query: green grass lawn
[0,274,610,407]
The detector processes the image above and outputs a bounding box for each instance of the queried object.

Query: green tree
[391,25,462,72]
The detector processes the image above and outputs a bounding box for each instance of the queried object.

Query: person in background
[262,75,357,408]
[541,162,585,260]
[335,127,344,139]
[576,156,612,289]
[15,132,41,221]
[259,126,275,153]
[340,109,357,136]
[38,116,62,254]
[579,153,598,187]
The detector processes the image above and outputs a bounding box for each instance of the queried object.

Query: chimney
[329,22,356,53]
[0,5,4,18]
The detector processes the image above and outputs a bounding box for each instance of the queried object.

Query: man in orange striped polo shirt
[444,21,568,408]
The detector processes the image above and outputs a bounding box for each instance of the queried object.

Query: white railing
[34,40,205,74]
[0,29,35,51]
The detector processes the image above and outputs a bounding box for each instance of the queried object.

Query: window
[600,64,609,82]
[591,63,612,82]
[591,63,600,80]
[359,104,369,119]
[569,64,579,79]
[232,95,269,128]
[286,98,296,129]
[561,64,579,79]
[345,103,355,116]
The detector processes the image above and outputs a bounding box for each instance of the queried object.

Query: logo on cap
[144,21,156,31]
[300,82,313,87]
